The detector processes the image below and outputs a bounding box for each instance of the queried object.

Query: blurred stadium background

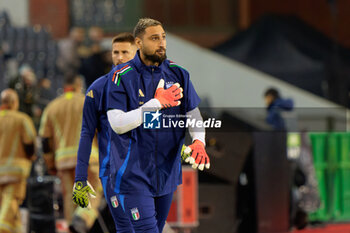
[1,0,350,232]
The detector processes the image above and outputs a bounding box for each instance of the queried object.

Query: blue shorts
[118,192,173,233]
[100,176,134,233]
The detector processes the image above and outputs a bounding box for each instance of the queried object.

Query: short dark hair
[112,32,135,45]
[264,88,280,99]
[133,18,162,38]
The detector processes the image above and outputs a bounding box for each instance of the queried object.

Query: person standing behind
[8,65,38,118]
[39,73,101,232]
[79,27,110,88]
[73,32,137,232]
[57,27,86,74]
[264,87,294,130]
[0,89,36,233]
[111,33,138,66]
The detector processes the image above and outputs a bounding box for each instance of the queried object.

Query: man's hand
[72,181,96,208]
[184,140,210,171]
[154,79,183,109]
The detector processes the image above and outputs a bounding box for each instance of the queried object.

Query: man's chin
[145,53,167,64]
[158,55,166,63]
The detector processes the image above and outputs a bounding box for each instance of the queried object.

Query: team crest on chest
[131,208,140,220]
[165,81,174,89]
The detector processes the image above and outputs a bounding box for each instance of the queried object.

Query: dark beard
[144,51,167,64]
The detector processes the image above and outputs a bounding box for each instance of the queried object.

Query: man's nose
[117,55,124,62]
[159,38,166,47]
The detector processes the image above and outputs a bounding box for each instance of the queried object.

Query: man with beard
[105,18,210,233]
[72,33,137,233]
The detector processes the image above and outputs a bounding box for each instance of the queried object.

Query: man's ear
[135,37,142,49]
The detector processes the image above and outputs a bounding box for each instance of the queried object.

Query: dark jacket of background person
[266,98,294,130]
[79,50,112,88]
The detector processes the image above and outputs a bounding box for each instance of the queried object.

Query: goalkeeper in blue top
[72,33,137,233]
[106,18,210,233]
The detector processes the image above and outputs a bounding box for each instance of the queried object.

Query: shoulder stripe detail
[169,61,186,71]
[112,66,133,86]
[112,65,129,82]
[111,70,118,82]
[119,66,132,75]
[117,65,129,72]
[169,64,186,71]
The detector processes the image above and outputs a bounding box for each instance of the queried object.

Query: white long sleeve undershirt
[187,107,206,146]
[107,102,205,145]
[107,98,161,135]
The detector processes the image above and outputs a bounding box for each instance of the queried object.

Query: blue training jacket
[106,52,200,197]
[75,74,112,181]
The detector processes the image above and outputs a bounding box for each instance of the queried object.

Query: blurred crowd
[57,26,113,88]
[0,11,117,232]
[1,19,114,129]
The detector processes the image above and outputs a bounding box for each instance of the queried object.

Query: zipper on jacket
[151,67,159,194]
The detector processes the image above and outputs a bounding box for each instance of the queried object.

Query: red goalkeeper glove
[154,79,183,109]
[184,140,210,171]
